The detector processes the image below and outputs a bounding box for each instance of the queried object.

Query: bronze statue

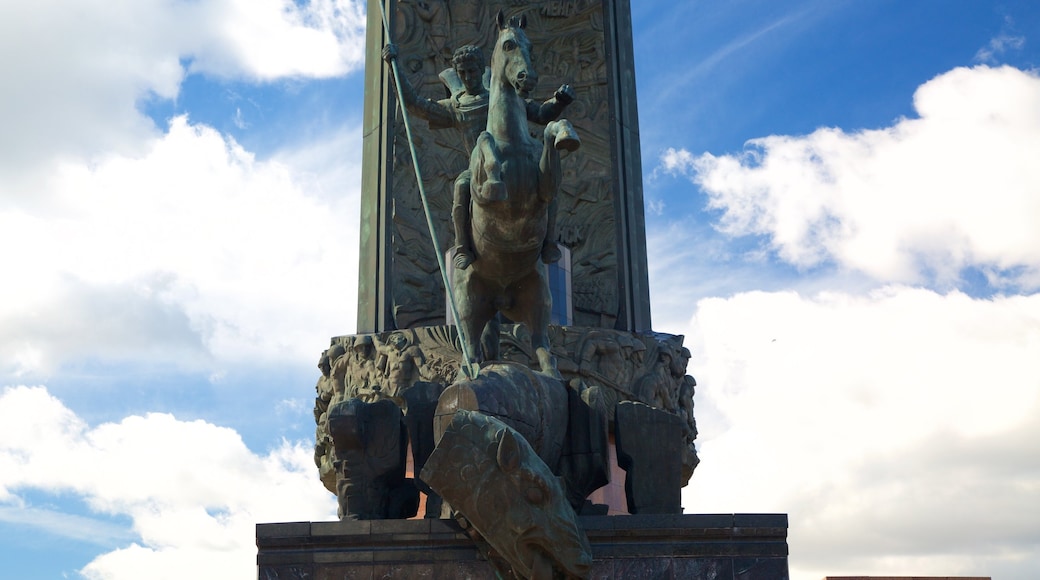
[382,38,575,271]
[451,12,579,376]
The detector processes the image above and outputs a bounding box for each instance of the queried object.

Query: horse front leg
[508,268,561,379]
[537,122,564,202]
[538,121,579,264]
[480,316,502,363]
[550,119,580,152]
[538,119,580,198]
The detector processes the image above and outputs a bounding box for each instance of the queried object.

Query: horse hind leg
[480,316,502,362]
[508,269,561,379]
[452,170,475,270]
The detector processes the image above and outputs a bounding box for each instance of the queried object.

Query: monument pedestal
[257,514,789,579]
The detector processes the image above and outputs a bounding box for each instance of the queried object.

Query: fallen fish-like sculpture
[421,409,592,579]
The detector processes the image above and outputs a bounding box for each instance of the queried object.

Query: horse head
[493,11,537,96]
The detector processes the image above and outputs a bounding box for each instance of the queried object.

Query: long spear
[376,0,479,380]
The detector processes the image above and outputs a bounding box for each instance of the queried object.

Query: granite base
[257,513,789,579]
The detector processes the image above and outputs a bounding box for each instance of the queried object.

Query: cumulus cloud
[193,0,367,80]
[661,65,1040,290]
[0,385,336,579]
[0,0,366,182]
[0,116,360,379]
[654,62,1040,580]
[680,287,1040,579]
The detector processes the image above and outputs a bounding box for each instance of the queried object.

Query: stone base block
[257,514,789,579]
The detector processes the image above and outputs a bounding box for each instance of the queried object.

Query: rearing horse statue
[454,11,579,377]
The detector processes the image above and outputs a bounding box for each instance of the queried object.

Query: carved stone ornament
[312,325,698,496]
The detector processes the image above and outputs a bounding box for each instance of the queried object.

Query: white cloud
[654,61,1040,580]
[0,385,336,579]
[662,65,1040,290]
[0,0,366,182]
[680,286,1040,579]
[975,31,1026,64]
[0,116,360,378]
[0,504,136,547]
[194,0,367,80]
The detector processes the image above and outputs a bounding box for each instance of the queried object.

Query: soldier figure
[383,42,576,270]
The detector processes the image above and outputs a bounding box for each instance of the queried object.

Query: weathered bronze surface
[422,409,593,579]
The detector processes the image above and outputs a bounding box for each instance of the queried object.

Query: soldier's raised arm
[526,84,576,125]
[383,43,454,127]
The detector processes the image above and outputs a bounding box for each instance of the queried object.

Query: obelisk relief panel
[358,0,650,333]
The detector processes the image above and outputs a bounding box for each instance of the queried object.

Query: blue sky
[1,1,1038,578]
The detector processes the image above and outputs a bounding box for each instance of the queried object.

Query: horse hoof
[482,180,508,202]
[541,242,562,264]
[453,247,474,270]
[554,130,581,152]
[543,365,564,381]
[537,352,563,380]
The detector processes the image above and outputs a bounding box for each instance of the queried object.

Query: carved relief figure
[635,347,679,412]
[445,0,489,48]
[577,331,641,393]
[313,344,345,491]
[678,374,697,440]
[329,339,354,398]
[407,0,451,65]
[374,331,426,399]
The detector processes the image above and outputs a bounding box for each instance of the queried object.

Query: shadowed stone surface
[401,380,446,517]
[614,401,684,514]
[257,514,789,579]
[327,398,418,520]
